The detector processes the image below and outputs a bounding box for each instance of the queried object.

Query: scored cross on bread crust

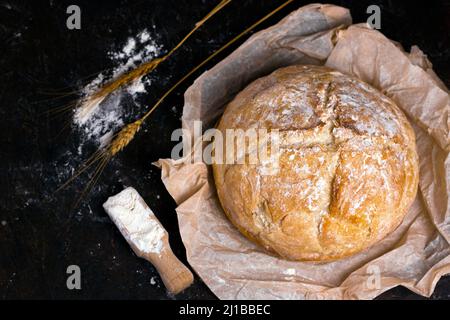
[212,65,419,262]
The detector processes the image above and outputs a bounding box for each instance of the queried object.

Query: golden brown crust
[212,65,419,262]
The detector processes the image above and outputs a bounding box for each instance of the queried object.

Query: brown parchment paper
[155,4,450,299]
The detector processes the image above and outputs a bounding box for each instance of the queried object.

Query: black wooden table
[1,0,449,299]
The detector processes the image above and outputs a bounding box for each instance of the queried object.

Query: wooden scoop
[139,233,194,295]
[103,187,194,295]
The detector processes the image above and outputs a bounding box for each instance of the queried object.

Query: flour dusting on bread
[212,65,419,262]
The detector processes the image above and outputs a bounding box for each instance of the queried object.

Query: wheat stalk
[61,0,295,206]
[109,119,143,156]
[105,0,295,157]
[76,0,231,122]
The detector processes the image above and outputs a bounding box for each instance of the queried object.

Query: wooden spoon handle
[144,239,194,295]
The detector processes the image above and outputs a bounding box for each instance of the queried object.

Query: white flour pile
[103,187,165,254]
[73,29,163,149]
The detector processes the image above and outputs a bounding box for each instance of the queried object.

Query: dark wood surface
[0,0,449,299]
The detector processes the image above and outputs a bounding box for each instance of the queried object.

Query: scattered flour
[150,277,157,285]
[73,29,163,149]
[122,38,136,56]
[127,77,147,95]
[103,187,165,254]
[284,268,296,276]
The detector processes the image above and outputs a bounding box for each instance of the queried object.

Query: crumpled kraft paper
[155,3,450,299]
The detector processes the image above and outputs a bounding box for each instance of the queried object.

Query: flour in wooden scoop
[103,187,165,254]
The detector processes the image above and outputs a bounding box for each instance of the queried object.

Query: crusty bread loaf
[212,65,419,262]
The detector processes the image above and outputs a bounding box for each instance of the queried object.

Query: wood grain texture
[143,235,194,295]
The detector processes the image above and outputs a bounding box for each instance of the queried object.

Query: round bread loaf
[212,65,419,262]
